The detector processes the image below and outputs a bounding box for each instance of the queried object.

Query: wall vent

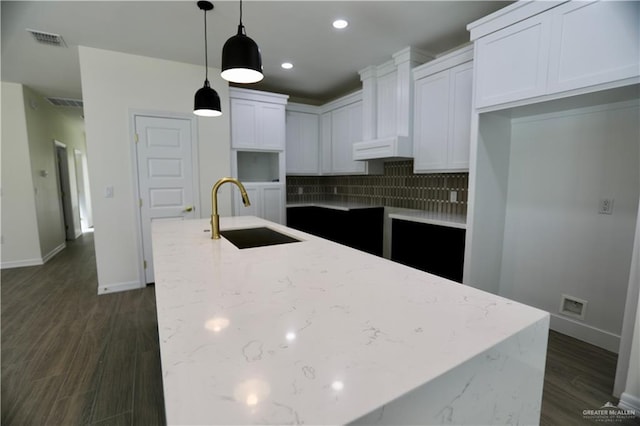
[26,29,67,47]
[47,97,83,108]
[559,294,587,320]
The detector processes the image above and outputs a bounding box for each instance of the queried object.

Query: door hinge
[139,198,143,208]
[134,133,139,143]
[144,260,147,269]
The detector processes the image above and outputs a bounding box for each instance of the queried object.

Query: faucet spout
[211,177,251,239]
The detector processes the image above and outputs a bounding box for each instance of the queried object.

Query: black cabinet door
[286,207,383,256]
[391,219,465,283]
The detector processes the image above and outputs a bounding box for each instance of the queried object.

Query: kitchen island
[152,216,549,425]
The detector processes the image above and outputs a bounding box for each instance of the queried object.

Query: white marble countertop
[152,216,547,425]
[286,201,383,211]
[388,208,467,229]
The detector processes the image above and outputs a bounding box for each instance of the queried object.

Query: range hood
[353,47,433,161]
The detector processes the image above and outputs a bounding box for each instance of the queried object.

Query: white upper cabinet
[474,14,551,108]
[413,45,473,172]
[547,1,640,94]
[317,92,382,175]
[286,105,319,175]
[320,112,332,175]
[470,0,639,110]
[230,88,288,150]
[331,102,366,174]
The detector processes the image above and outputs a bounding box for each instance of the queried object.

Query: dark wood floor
[1,233,164,426]
[2,233,639,425]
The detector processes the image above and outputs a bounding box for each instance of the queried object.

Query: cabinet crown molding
[413,44,474,80]
[467,0,566,40]
[229,87,289,104]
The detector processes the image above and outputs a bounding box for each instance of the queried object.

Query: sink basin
[220,227,301,249]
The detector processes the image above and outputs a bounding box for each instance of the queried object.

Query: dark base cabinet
[391,219,465,283]
[287,207,383,256]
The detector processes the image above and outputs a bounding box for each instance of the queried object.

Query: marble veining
[152,216,548,425]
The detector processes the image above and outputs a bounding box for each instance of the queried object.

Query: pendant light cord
[238,0,245,34]
[203,8,209,81]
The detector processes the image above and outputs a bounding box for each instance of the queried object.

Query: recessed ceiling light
[332,19,348,29]
[281,62,293,70]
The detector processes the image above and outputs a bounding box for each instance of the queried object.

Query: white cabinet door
[320,112,332,174]
[547,1,640,94]
[414,71,450,171]
[331,102,365,174]
[233,185,260,217]
[448,62,474,169]
[230,99,259,149]
[286,111,319,174]
[262,185,285,224]
[414,62,473,172]
[232,183,284,225]
[231,99,285,150]
[474,14,552,108]
[259,103,286,150]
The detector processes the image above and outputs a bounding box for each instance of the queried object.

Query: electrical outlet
[449,190,458,203]
[298,187,303,195]
[599,198,614,215]
[105,186,114,198]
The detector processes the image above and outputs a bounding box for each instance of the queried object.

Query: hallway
[1,233,165,425]
[2,233,638,425]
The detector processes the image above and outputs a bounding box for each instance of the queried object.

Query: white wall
[79,46,231,293]
[499,101,639,351]
[1,82,42,267]
[22,85,87,259]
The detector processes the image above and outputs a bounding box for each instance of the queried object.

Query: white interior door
[135,115,197,283]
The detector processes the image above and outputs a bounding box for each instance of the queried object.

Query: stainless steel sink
[220,227,301,249]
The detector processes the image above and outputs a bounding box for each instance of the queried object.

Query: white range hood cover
[353,47,433,161]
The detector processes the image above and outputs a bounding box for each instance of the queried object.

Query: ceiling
[1,1,511,106]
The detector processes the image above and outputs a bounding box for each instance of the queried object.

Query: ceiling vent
[26,29,67,47]
[47,97,83,108]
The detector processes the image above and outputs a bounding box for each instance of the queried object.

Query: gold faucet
[211,177,251,239]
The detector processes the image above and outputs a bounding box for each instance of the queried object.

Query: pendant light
[221,0,263,84]
[194,1,222,117]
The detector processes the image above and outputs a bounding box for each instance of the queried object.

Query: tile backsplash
[287,160,468,215]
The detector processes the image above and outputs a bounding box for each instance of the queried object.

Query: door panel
[136,115,196,283]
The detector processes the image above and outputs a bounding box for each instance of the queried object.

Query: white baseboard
[2,242,67,269]
[42,242,66,263]
[1,257,44,269]
[97,280,143,295]
[550,313,620,353]
[74,230,83,239]
[618,392,640,416]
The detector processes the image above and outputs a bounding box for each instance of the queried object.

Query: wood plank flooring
[1,233,165,426]
[2,233,639,425]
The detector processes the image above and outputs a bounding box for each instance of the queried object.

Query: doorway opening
[54,141,77,240]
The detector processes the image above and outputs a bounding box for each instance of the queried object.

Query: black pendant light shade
[194,1,222,117]
[221,0,263,84]
[194,79,222,117]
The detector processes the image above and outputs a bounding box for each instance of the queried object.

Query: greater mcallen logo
[582,402,637,422]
